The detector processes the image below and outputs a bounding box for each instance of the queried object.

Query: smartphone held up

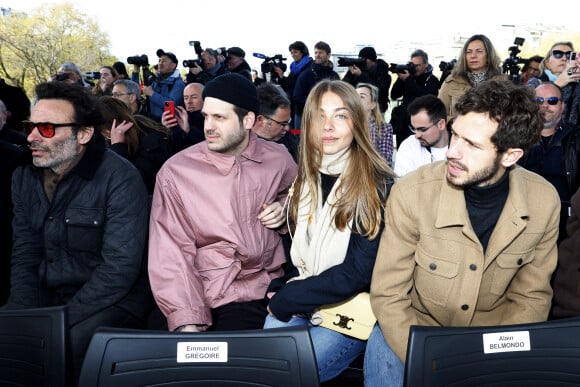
[164,100,175,119]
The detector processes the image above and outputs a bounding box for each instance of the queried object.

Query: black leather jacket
[8,138,154,326]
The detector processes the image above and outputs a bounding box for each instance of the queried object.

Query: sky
[3,0,580,73]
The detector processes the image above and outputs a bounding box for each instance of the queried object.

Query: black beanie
[202,73,259,114]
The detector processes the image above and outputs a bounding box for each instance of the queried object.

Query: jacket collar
[201,130,263,175]
[436,164,529,253]
[73,134,107,179]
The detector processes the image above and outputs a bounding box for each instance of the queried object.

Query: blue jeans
[364,323,404,387]
[264,314,365,382]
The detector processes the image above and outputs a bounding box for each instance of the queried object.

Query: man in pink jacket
[148,73,297,332]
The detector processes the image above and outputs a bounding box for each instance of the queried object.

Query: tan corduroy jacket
[371,161,560,362]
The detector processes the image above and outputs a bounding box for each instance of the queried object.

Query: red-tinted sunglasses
[22,121,79,138]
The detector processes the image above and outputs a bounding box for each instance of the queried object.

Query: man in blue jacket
[133,48,185,121]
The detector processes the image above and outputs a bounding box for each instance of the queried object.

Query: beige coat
[438,74,507,121]
[371,161,560,362]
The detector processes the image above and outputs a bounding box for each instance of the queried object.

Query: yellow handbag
[318,292,376,340]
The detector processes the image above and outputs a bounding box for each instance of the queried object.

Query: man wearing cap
[342,46,392,113]
[148,73,297,333]
[226,47,252,81]
[139,49,185,121]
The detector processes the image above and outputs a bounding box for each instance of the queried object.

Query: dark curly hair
[34,81,105,133]
[454,79,542,153]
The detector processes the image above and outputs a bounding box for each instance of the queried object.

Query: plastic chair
[0,305,68,386]
[79,325,320,386]
[404,317,580,386]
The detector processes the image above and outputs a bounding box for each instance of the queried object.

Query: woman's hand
[110,119,133,144]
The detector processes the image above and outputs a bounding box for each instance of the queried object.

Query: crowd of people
[2,33,580,386]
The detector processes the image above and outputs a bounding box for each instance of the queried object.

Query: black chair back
[79,325,320,386]
[0,305,68,386]
[404,317,580,386]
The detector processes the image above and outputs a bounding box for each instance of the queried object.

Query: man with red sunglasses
[5,81,155,382]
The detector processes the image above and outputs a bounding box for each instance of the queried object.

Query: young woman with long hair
[264,79,395,382]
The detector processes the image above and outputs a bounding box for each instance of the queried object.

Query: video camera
[126,54,155,86]
[502,37,526,84]
[253,53,287,83]
[83,71,101,82]
[337,57,366,68]
[388,62,416,75]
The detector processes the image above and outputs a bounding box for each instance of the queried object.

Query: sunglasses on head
[22,121,79,138]
[535,97,560,105]
[552,50,572,60]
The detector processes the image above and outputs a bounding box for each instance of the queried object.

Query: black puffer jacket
[8,137,153,326]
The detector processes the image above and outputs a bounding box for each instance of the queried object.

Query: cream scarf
[290,148,353,280]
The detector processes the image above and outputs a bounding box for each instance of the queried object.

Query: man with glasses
[366,79,560,386]
[520,82,580,244]
[5,81,154,381]
[112,79,149,116]
[393,94,449,178]
[390,49,441,145]
[253,83,298,161]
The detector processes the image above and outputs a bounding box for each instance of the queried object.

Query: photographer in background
[274,41,313,126]
[186,48,229,85]
[135,49,185,122]
[342,46,391,114]
[53,61,92,88]
[226,47,252,81]
[390,49,440,145]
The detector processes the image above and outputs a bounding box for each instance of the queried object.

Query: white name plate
[177,342,228,363]
[482,330,531,354]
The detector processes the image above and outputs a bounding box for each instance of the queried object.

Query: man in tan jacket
[365,79,560,387]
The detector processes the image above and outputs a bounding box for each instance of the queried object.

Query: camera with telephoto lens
[126,55,155,86]
[55,73,71,82]
[184,41,205,69]
[337,57,366,68]
[389,62,416,75]
[183,59,202,68]
[127,54,150,67]
[439,59,456,72]
[502,37,526,84]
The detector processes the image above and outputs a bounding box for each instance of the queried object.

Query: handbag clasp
[332,314,354,330]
